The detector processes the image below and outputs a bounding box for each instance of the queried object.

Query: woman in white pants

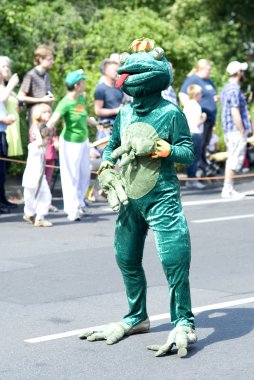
[47,69,92,221]
[59,137,90,220]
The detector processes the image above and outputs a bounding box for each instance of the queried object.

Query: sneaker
[23,214,35,224]
[48,205,59,212]
[34,219,53,227]
[78,206,92,216]
[221,188,245,200]
[186,180,206,189]
[0,205,10,214]
[67,213,81,222]
[87,194,96,202]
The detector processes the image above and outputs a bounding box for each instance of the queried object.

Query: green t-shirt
[55,95,88,143]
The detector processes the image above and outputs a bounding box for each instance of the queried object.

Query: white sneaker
[78,206,92,216]
[231,189,245,199]
[67,213,81,221]
[221,188,245,199]
[186,180,206,189]
[34,219,53,227]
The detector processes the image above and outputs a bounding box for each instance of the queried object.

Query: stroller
[196,148,225,180]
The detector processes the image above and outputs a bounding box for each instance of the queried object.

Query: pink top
[29,126,58,160]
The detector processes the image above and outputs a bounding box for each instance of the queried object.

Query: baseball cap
[226,61,248,76]
[65,69,87,86]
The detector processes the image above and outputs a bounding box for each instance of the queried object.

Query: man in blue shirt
[94,60,124,140]
[220,61,252,199]
[179,59,218,172]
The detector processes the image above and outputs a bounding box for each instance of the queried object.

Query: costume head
[116,38,173,98]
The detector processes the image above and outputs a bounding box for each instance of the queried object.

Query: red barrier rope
[1,156,254,181]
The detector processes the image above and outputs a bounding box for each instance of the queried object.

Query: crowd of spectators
[0,45,254,221]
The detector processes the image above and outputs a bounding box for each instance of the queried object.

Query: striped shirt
[220,82,251,133]
[20,68,52,109]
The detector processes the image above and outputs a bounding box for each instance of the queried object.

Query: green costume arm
[168,112,194,165]
[147,326,197,358]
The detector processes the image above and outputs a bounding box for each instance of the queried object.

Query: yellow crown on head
[130,38,155,52]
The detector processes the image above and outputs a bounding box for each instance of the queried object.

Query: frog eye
[152,47,164,60]
[120,52,130,64]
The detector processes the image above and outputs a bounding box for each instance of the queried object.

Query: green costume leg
[141,189,195,328]
[153,222,194,329]
[115,201,149,327]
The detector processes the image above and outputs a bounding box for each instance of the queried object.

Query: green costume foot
[79,319,150,345]
[147,326,197,358]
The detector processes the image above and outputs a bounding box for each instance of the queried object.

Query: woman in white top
[183,84,207,189]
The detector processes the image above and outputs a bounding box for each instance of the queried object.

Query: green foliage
[0,0,254,175]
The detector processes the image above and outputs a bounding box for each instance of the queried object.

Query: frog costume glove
[150,139,171,159]
[111,135,157,168]
[147,326,197,358]
[79,319,150,344]
[98,167,128,211]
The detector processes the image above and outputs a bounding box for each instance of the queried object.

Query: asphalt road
[0,179,254,380]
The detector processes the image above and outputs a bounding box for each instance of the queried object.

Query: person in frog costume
[79,38,197,357]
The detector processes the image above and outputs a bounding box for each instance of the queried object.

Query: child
[183,84,207,189]
[22,125,53,227]
[30,103,59,212]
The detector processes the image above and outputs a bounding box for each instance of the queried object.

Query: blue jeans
[187,133,202,178]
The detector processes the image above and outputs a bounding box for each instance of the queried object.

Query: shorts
[224,131,247,172]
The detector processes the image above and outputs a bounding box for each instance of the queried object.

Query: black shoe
[0,205,10,214]
[1,200,18,209]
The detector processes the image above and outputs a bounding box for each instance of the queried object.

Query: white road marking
[192,214,254,223]
[24,296,254,344]
[182,198,247,207]
[102,196,254,213]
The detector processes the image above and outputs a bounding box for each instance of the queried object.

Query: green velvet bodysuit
[102,49,195,330]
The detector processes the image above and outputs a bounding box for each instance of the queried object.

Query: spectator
[0,56,23,157]
[161,63,178,105]
[99,53,120,82]
[22,125,53,227]
[18,45,55,127]
[161,85,178,105]
[46,69,91,221]
[183,84,207,189]
[179,59,218,172]
[220,61,252,199]
[0,68,19,211]
[94,60,124,140]
[29,103,59,212]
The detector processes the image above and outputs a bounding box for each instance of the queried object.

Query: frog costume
[80,38,197,357]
